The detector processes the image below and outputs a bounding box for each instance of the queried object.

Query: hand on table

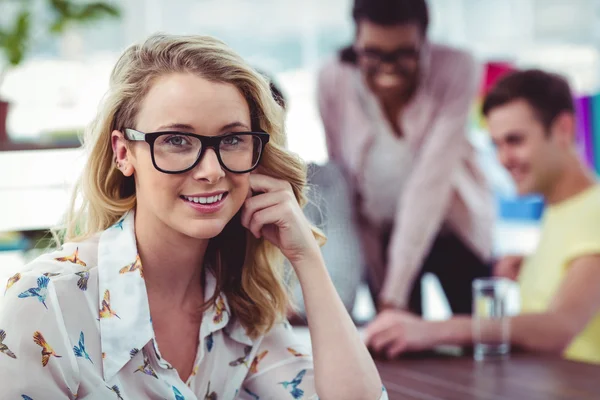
[494,255,524,281]
[364,309,436,359]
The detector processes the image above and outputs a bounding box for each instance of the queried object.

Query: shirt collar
[98,210,254,381]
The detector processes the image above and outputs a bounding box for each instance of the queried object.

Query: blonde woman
[0,34,386,399]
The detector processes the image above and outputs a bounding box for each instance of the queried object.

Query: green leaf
[0,0,121,68]
[77,3,120,20]
[0,10,31,66]
[48,1,120,34]
[49,0,71,15]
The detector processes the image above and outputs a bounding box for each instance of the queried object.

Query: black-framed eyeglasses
[124,129,270,174]
[354,46,420,68]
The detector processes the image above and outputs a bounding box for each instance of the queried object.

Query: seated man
[364,69,600,364]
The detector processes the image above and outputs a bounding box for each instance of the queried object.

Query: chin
[178,219,229,240]
[515,183,535,196]
[375,85,403,98]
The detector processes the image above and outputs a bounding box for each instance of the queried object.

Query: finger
[249,173,292,194]
[386,339,408,359]
[247,203,287,239]
[364,312,399,341]
[368,327,402,354]
[241,191,292,230]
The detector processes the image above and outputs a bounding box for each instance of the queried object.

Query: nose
[378,61,398,74]
[192,148,225,183]
[496,146,514,170]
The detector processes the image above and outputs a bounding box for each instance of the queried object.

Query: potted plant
[0,0,120,143]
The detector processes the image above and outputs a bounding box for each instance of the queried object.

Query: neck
[544,156,596,205]
[134,209,207,308]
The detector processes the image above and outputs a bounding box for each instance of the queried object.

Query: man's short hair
[482,69,575,131]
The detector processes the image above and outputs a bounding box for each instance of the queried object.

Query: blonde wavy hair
[59,33,325,338]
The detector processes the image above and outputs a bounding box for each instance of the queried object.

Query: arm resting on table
[433,255,600,353]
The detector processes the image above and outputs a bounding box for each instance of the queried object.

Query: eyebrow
[155,121,251,133]
[362,45,419,53]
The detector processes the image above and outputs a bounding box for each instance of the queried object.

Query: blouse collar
[97,210,254,381]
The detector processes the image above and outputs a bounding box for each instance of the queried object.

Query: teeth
[184,194,224,205]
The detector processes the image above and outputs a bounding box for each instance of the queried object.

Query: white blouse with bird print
[0,211,388,399]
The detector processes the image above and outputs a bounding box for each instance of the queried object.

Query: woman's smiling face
[113,72,252,240]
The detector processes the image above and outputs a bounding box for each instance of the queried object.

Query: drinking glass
[472,278,511,361]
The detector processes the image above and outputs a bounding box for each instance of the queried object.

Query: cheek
[134,164,184,202]
[511,145,533,165]
[228,175,251,207]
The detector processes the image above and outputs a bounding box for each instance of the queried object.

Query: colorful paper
[574,96,594,168]
[590,93,600,174]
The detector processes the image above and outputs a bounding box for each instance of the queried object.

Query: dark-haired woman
[317,0,494,348]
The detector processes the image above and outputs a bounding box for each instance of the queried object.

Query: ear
[551,111,576,148]
[111,130,135,177]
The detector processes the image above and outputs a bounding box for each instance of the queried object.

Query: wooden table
[377,353,600,400]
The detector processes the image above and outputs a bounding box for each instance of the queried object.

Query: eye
[222,135,241,146]
[164,135,190,146]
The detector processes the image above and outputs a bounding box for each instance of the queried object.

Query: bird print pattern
[249,350,268,374]
[99,289,120,319]
[229,346,252,367]
[54,248,87,267]
[75,271,90,291]
[134,353,158,378]
[113,219,125,230]
[213,295,226,324]
[206,332,214,352]
[73,331,93,364]
[18,276,50,309]
[107,385,124,400]
[4,272,21,294]
[279,369,306,399]
[33,331,62,367]
[204,381,217,400]
[119,254,143,277]
[0,211,389,400]
[287,348,309,358]
[243,387,260,400]
[173,385,185,400]
[0,329,16,359]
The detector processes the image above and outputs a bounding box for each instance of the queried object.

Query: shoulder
[550,186,600,261]
[553,185,600,225]
[317,56,356,95]
[571,186,600,231]
[259,321,311,355]
[426,42,480,91]
[4,236,100,307]
[429,42,476,69]
[22,237,98,275]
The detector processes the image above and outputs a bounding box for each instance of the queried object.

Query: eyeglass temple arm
[124,129,145,141]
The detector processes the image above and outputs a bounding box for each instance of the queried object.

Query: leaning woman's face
[354,20,422,102]
[127,72,252,240]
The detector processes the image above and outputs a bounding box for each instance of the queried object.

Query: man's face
[487,99,568,196]
[354,20,422,103]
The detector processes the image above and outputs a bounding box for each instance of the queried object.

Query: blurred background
[2,0,600,319]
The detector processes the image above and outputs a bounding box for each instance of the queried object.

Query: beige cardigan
[317,42,495,308]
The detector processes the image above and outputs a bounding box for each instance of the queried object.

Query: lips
[180,192,229,214]
[180,193,226,205]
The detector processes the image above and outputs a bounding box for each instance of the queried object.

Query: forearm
[292,252,382,400]
[381,156,459,307]
[428,313,575,354]
[510,313,575,353]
